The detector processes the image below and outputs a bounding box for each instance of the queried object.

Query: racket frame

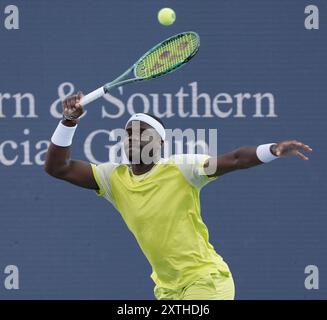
[80,31,200,107]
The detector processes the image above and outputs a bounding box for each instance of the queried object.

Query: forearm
[206,140,311,178]
[44,93,99,190]
[234,146,265,169]
[45,143,72,178]
[205,143,277,177]
[44,120,77,178]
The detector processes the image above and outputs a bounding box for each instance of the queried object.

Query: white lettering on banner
[212,93,233,118]
[0,82,276,120]
[234,93,251,118]
[84,129,108,164]
[35,141,50,165]
[100,82,276,119]
[101,87,125,119]
[127,93,150,115]
[0,81,277,167]
[152,93,175,118]
[0,128,217,166]
[189,82,212,118]
[84,128,127,165]
[0,129,49,166]
[0,92,37,118]
[0,141,18,166]
[21,128,33,165]
[175,87,188,117]
[253,93,276,117]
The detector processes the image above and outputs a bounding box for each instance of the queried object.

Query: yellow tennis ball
[158,8,176,26]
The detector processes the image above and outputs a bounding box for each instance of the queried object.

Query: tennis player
[45,92,312,300]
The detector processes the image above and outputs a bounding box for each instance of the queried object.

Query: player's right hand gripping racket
[80,31,200,106]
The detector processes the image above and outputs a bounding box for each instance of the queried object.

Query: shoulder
[168,153,211,165]
[91,161,123,182]
[167,154,216,189]
[90,161,123,200]
[92,161,121,172]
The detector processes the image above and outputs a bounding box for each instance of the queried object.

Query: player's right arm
[44,93,99,190]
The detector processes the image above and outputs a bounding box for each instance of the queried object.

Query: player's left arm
[204,140,313,178]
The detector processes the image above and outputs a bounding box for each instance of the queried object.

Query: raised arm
[44,93,98,190]
[204,141,313,178]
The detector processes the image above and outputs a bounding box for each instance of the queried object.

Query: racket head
[134,31,200,80]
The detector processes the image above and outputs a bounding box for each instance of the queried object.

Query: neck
[130,155,161,175]
[131,162,156,175]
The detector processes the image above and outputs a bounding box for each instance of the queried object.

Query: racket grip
[80,87,105,106]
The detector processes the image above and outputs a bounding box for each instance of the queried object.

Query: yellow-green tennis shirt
[91,154,230,290]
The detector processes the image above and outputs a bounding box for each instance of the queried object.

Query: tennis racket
[80,31,200,106]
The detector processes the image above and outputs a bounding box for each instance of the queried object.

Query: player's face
[124,121,162,164]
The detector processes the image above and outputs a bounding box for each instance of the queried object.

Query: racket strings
[135,32,199,79]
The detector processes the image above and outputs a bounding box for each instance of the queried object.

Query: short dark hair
[143,113,165,128]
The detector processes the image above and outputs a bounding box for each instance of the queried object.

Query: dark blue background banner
[0,0,326,299]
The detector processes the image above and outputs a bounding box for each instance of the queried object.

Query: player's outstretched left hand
[272,140,313,160]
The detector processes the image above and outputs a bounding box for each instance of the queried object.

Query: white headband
[125,113,166,141]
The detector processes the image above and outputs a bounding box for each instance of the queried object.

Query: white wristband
[51,121,78,147]
[256,143,279,163]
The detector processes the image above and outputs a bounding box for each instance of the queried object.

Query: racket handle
[80,87,105,106]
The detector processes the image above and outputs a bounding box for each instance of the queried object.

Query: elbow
[44,161,51,175]
[44,163,57,177]
[44,152,55,177]
[44,163,65,179]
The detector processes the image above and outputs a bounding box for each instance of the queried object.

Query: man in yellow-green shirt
[45,92,312,300]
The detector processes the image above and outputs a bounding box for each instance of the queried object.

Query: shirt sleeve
[171,154,218,190]
[90,162,119,205]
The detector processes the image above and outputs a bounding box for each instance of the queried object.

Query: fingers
[301,144,313,153]
[302,144,313,152]
[77,91,84,100]
[62,92,84,120]
[277,140,313,159]
[64,95,75,109]
[292,141,312,160]
[63,92,84,109]
[63,99,68,112]
[292,141,313,153]
[275,148,282,157]
[296,151,309,161]
[75,91,83,108]
[73,95,79,111]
